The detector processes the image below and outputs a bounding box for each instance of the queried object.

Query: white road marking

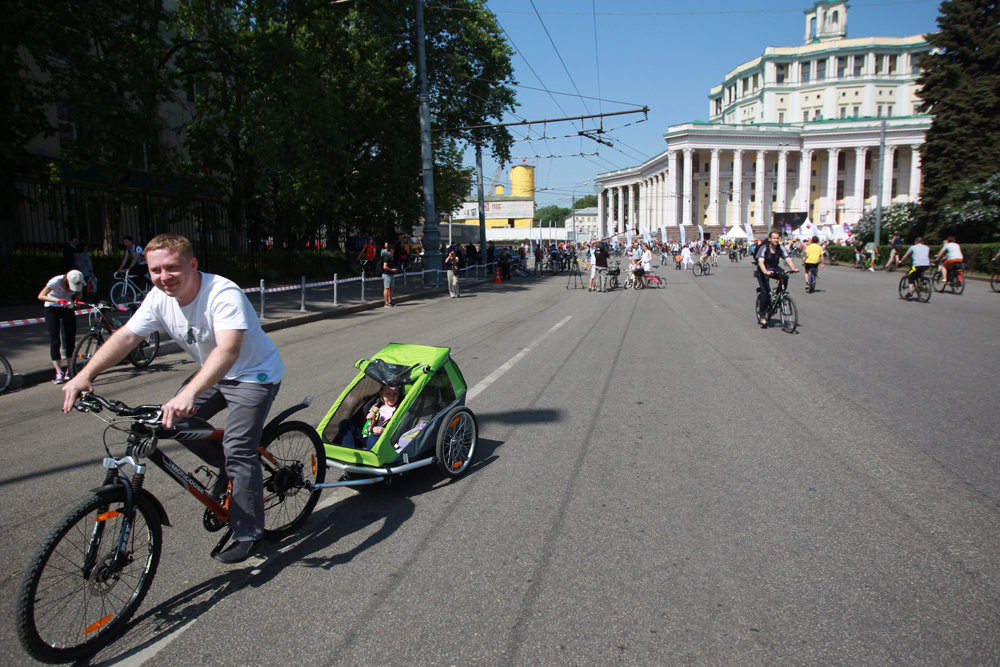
[466,315,572,402]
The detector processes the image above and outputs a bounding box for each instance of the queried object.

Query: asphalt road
[1,260,997,665]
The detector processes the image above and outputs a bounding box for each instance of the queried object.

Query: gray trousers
[180,380,279,542]
[595,266,609,291]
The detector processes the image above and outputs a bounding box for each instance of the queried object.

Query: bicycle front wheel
[71,333,103,375]
[128,331,160,368]
[692,263,703,277]
[932,270,945,292]
[15,488,161,664]
[898,275,910,299]
[779,295,798,333]
[992,273,1000,292]
[109,282,137,307]
[259,421,325,538]
[0,353,11,393]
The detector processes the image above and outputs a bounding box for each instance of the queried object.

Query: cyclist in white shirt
[899,237,931,297]
[935,236,963,284]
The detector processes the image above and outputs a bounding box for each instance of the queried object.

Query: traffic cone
[495,266,502,283]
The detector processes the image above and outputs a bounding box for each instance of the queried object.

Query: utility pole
[416,0,440,283]
[476,145,487,270]
[874,120,886,245]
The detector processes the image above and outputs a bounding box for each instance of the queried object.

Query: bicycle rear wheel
[917,276,932,302]
[779,295,798,333]
[992,273,1000,292]
[71,333,103,375]
[128,331,160,367]
[259,421,326,538]
[953,274,965,295]
[15,488,161,664]
[932,269,946,292]
[0,353,11,393]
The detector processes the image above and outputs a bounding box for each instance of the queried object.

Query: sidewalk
[1,265,499,392]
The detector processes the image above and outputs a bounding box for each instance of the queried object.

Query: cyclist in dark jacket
[755,230,798,326]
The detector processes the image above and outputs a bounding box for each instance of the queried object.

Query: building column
[732,149,744,227]
[682,148,694,226]
[630,183,638,232]
[776,148,789,213]
[908,145,921,202]
[709,148,721,227]
[617,185,625,236]
[754,150,767,227]
[881,145,896,208]
[826,148,840,225]
[599,189,608,237]
[667,151,679,227]
[798,149,812,214]
[853,147,867,223]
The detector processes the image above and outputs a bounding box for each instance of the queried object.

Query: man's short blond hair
[145,234,194,259]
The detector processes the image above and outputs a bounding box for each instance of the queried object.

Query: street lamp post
[415,0,440,283]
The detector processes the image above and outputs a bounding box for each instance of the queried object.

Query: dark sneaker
[214,539,259,564]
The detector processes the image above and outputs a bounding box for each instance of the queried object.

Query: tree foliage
[917,0,1000,241]
[535,204,570,227]
[851,202,921,242]
[573,194,598,209]
[940,173,1000,242]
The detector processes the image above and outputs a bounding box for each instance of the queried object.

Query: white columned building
[595,1,931,242]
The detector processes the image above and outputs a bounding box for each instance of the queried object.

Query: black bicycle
[898,266,932,303]
[15,392,325,663]
[71,302,160,375]
[804,264,819,293]
[692,258,711,276]
[931,260,965,295]
[754,270,799,333]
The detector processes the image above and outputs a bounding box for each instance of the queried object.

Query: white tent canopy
[722,225,747,239]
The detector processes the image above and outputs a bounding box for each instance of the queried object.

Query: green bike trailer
[315,343,478,487]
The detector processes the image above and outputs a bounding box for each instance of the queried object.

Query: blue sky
[460,0,943,210]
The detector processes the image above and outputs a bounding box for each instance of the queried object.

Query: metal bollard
[300,275,307,312]
[333,274,338,306]
[259,279,266,319]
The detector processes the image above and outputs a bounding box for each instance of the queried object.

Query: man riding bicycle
[935,236,963,284]
[898,236,931,297]
[755,230,799,326]
[802,235,825,289]
[62,233,283,564]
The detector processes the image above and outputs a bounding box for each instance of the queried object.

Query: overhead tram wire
[527,0,592,118]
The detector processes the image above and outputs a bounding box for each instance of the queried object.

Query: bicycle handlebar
[77,392,163,423]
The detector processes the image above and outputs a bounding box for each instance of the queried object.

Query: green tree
[573,194,597,209]
[535,204,570,228]
[917,0,1000,241]
[851,202,921,242]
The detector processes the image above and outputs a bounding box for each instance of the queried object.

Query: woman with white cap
[38,269,84,383]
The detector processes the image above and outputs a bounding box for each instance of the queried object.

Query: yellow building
[449,165,536,230]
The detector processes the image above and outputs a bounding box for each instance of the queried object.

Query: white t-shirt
[942,242,963,261]
[908,244,931,267]
[44,275,79,307]
[126,273,283,384]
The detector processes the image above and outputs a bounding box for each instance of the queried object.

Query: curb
[9,278,486,393]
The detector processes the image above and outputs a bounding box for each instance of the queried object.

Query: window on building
[888,55,897,75]
[912,52,925,74]
[874,55,882,75]
[913,103,921,115]
[816,60,826,80]
[887,105,893,117]
[840,107,847,119]
[864,179,871,198]
[801,62,811,82]
[814,109,822,120]
[892,178,898,198]
[865,152,872,169]
[837,57,847,78]
[877,105,883,117]
[777,64,786,84]
[853,105,860,117]
[837,180,845,199]
[778,112,785,123]
[803,110,810,122]
[838,152,846,170]
[854,56,863,77]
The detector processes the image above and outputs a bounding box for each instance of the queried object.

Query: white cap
[66,269,85,291]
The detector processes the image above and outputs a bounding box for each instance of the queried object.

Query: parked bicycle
[607,262,621,289]
[692,258,711,276]
[15,392,325,664]
[754,270,798,333]
[898,266,932,303]
[931,260,965,294]
[109,271,150,307]
[71,302,160,375]
[0,353,11,394]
